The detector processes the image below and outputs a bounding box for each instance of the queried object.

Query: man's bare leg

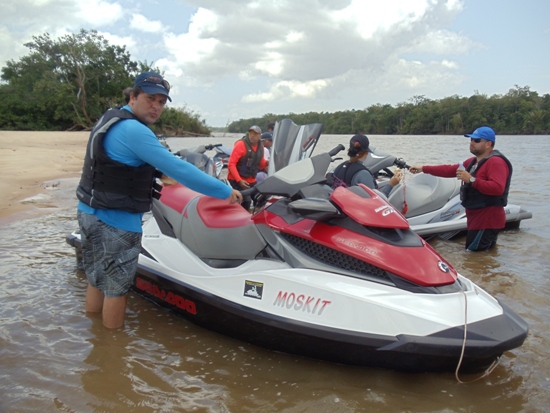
[102,295,128,329]
[85,284,104,313]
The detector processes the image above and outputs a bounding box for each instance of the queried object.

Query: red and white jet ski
[365,147,533,240]
[66,144,527,373]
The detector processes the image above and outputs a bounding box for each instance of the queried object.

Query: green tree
[0,29,142,130]
[155,106,210,136]
[523,110,547,134]
[227,85,550,135]
[0,29,212,135]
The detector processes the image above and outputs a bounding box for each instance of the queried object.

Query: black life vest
[76,108,162,213]
[460,150,512,209]
[237,136,264,178]
[329,161,377,189]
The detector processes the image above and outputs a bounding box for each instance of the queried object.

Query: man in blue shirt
[76,71,242,328]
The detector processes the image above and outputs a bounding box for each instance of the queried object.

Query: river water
[1,134,549,413]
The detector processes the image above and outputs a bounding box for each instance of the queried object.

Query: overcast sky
[1,0,549,127]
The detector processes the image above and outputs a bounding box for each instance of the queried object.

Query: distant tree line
[228,85,550,135]
[0,29,210,136]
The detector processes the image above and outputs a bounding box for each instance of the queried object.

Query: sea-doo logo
[273,291,331,315]
[334,236,377,256]
[135,277,197,315]
[244,280,263,300]
[438,261,451,273]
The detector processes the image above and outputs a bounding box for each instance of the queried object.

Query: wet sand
[0,131,88,222]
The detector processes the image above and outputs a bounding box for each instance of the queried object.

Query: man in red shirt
[409,126,512,251]
[227,125,269,210]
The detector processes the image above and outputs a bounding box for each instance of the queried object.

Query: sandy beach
[0,131,88,223]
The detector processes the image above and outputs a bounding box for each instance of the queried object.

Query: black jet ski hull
[132,259,528,374]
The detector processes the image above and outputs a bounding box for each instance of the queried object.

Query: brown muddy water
[0,134,549,412]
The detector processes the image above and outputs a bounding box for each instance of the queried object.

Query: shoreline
[0,131,89,224]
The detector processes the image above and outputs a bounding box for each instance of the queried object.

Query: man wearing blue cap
[256,131,273,184]
[76,71,242,328]
[409,126,512,251]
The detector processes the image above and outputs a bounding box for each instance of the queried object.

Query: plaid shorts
[77,211,142,297]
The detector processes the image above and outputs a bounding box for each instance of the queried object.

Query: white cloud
[409,29,479,55]
[0,0,126,66]
[243,79,331,102]
[163,0,466,86]
[1,0,547,126]
[285,31,304,43]
[330,0,433,38]
[75,0,124,26]
[98,31,137,54]
[255,52,284,76]
[162,8,219,74]
[130,14,164,34]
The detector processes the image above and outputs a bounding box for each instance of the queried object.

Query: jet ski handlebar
[240,187,257,198]
[175,143,223,156]
[203,143,223,151]
[394,157,410,170]
[329,144,346,157]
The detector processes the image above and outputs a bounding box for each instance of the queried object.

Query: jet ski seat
[388,174,461,218]
[158,184,266,260]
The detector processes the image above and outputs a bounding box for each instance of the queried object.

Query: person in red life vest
[409,126,512,251]
[227,125,268,210]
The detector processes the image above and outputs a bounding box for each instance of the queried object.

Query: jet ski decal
[331,185,409,229]
[244,281,264,299]
[438,261,451,273]
[333,236,379,256]
[273,291,332,315]
[135,277,197,315]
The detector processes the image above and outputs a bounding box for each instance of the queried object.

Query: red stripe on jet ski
[196,196,253,228]
[160,184,201,213]
[331,185,410,229]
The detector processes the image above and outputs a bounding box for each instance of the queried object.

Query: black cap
[350,134,370,151]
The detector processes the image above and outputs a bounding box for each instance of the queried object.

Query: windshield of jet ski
[177,152,216,178]
[268,118,323,176]
[363,147,409,178]
[251,144,345,198]
[213,145,231,158]
[363,147,398,176]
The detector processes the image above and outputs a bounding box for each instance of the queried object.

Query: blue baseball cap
[465,126,495,142]
[134,71,172,102]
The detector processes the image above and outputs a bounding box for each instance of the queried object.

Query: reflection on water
[1,135,549,412]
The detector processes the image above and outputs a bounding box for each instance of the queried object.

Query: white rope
[454,289,500,383]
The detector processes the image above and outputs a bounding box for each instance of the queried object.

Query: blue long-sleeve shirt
[78,106,231,232]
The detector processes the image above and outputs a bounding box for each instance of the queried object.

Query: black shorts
[465,229,500,251]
